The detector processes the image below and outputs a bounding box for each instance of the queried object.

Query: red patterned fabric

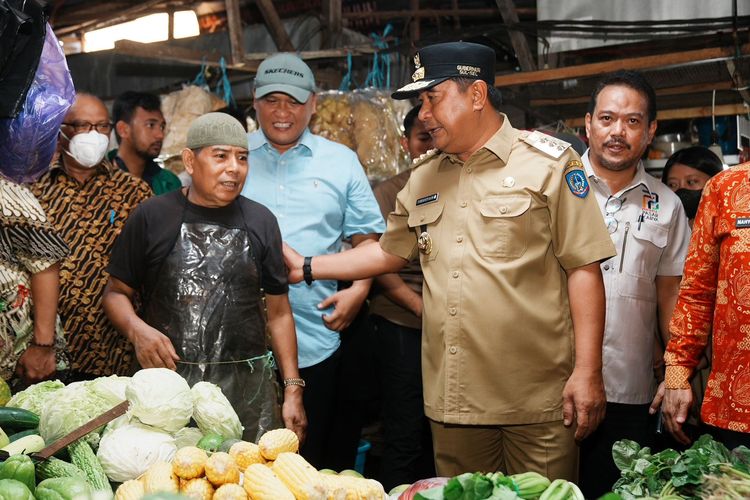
[665,162,750,433]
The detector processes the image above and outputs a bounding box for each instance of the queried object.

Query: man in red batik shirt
[655,161,750,450]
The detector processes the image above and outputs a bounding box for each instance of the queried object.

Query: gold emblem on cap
[412,66,425,82]
[414,53,421,69]
[417,231,433,255]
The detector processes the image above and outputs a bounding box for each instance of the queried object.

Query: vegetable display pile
[397,471,583,500]
[610,434,750,499]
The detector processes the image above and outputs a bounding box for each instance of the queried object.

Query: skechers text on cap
[391,41,496,100]
[254,53,316,103]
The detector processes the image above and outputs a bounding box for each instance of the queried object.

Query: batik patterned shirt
[665,162,750,432]
[31,160,151,376]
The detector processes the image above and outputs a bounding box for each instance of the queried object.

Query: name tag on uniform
[416,193,439,206]
[736,217,750,229]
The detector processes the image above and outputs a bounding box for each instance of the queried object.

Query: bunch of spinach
[611,435,750,500]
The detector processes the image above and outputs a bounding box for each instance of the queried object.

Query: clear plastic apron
[142,199,282,441]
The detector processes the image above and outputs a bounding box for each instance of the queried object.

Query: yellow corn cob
[180,477,214,500]
[243,463,294,500]
[204,451,240,486]
[258,428,299,460]
[142,461,179,494]
[229,441,266,470]
[172,446,208,479]
[114,479,145,500]
[213,483,248,499]
[320,474,386,500]
[272,452,327,500]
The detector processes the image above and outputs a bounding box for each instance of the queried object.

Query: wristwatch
[303,256,314,286]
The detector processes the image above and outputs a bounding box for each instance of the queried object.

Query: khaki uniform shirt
[379,117,616,425]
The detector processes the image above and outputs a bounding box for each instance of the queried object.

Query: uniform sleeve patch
[565,169,590,198]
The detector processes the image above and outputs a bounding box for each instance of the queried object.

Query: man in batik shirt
[658,161,750,449]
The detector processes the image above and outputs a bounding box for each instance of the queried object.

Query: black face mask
[675,188,703,219]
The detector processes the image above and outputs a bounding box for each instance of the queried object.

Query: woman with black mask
[661,146,724,226]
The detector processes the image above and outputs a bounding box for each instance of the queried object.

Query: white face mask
[63,130,109,168]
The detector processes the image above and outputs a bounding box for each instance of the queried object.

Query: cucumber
[0,434,45,455]
[8,429,38,443]
[0,408,39,431]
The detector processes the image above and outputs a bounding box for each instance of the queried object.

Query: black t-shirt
[107,190,288,299]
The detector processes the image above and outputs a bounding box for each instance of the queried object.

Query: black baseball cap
[391,41,496,100]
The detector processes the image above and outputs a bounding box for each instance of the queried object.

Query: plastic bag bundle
[310,88,409,181]
[160,85,226,174]
[0,24,75,183]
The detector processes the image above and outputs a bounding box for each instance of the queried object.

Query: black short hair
[661,146,723,183]
[403,105,422,137]
[588,70,657,123]
[451,77,502,111]
[112,91,162,141]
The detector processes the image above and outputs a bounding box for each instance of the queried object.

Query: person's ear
[115,121,129,141]
[584,113,592,139]
[182,148,195,175]
[472,81,488,111]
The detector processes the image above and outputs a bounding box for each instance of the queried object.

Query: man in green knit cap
[103,112,307,442]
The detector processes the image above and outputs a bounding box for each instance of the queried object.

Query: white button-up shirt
[582,151,691,404]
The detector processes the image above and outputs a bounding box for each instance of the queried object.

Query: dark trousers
[372,315,435,490]
[298,308,377,471]
[299,346,342,469]
[579,402,654,499]
[704,424,750,449]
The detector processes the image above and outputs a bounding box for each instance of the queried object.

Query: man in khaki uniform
[285,41,616,479]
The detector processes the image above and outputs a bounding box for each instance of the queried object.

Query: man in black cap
[284,41,616,479]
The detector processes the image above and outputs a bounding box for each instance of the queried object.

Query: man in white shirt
[578,70,691,498]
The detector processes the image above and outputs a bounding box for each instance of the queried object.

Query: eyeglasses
[604,195,625,234]
[61,121,113,134]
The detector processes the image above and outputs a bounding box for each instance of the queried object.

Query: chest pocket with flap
[478,195,531,259]
[407,201,445,262]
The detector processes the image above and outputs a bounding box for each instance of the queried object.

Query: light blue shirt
[242,128,385,368]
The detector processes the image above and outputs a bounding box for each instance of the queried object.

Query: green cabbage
[6,380,65,414]
[38,381,113,448]
[190,381,243,439]
[96,421,176,482]
[126,368,193,433]
[89,375,130,406]
[172,427,204,449]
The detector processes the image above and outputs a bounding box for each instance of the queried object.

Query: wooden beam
[114,40,258,73]
[322,0,342,45]
[255,0,294,52]
[342,8,535,21]
[530,81,736,107]
[410,0,420,42]
[243,46,377,63]
[54,0,180,37]
[495,0,536,71]
[564,103,749,127]
[225,0,245,66]
[495,43,750,87]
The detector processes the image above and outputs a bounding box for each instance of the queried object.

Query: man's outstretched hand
[283,243,304,284]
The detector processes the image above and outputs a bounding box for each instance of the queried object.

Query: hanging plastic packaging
[0,24,75,183]
[310,88,410,182]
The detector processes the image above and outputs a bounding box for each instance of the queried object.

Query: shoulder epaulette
[522,130,571,159]
[410,148,439,169]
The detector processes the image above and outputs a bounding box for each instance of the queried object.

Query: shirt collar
[114,155,160,184]
[50,157,117,180]
[248,127,315,155]
[442,113,512,164]
[581,149,651,195]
